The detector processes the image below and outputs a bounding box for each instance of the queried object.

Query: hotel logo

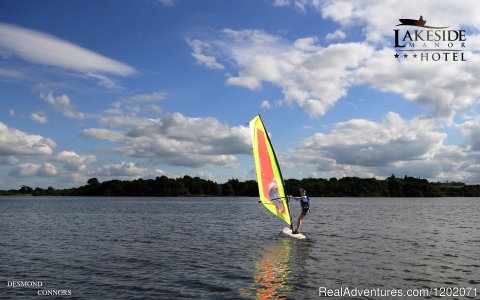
[393,16,466,62]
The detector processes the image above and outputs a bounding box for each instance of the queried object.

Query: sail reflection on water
[254,238,292,299]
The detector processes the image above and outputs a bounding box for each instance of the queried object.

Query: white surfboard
[281,227,306,240]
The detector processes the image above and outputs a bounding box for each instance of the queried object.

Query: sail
[249,115,291,225]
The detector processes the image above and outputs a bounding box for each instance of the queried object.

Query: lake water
[1,197,479,299]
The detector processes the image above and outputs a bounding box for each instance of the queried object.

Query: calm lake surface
[1,197,479,299]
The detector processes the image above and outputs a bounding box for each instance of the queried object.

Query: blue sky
[1,0,480,189]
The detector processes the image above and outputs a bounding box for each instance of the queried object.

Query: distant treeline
[1,175,479,197]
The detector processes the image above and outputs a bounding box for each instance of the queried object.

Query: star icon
[403,53,408,58]
[413,53,418,58]
[394,53,399,58]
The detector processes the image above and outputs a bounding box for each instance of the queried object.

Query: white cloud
[158,0,177,7]
[0,122,56,157]
[226,76,261,89]
[124,91,167,102]
[183,2,480,183]
[273,1,480,43]
[261,100,272,109]
[319,0,480,42]
[104,91,167,117]
[56,151,97,171]
[40,92,85,120]
[291,112,445,168]
[355,49,480,120]
[187,39,225,70]
[285,112,480,183]
[272,0,290,6]
[325,30,346,41]
[458,116,480,151]
[91,162,146,177]
[82,110,251,168]
[0,67,27,81]
[38,163,58,177]
[154,169,167,177]
[30,112,48,124]
[9,163,41,177]
[379,145,480,183]
[84,72,120,89]
[0,22,136,76]
[286,42,373,116]
[81,128,125,142]
[148,105,162,115]
[189,29,373,117]
[9,162,59,177]
[264,1,480,120]
[272,0,321,12]
[0,156,17,165]
[9,109,15,117]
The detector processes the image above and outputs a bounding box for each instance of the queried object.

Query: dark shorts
[301,208,309,216]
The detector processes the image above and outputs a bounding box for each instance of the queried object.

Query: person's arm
[288,195,302,201]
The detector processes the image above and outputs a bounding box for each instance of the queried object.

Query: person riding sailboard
[288,188,310,234]
[249,115,306,239]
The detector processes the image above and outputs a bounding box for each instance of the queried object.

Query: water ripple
[1,197,479,299]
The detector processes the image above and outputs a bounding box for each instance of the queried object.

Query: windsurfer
[288,188,310,234]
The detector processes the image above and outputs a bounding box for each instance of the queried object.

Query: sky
[1,0,480,189]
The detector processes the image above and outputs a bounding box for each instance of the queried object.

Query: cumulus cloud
[189,29,373,116]
[9,163,41,177]
[458,116,480,151]
[272,0,321,12]
[0,22,136,76]
[0,156,17,165]
[187,38,225,70]
[148,105,162,115]
[154,169,167,177]
[91,162,146,177]
[284,111,480,182]
[81,128,125,142]
[56,151,97,171]
[104,91,167,117]
[261,100,272,110]
[39,163,59,177]
[325,30,346,41]
[9,162,58,177]
[265,1,480,120]
[30,112,48,124]
[81,111,251,168]
[355,49,480,120]
[319,0,480,42]
[190,26,480,119]
[378,145,480,183]
[186,2,480,182]
[40,92,85,120]
[274,1,480,42]
[190,1,480,182]
[291,112,445,168]
[226,76,261,89]
[0,122,56,157]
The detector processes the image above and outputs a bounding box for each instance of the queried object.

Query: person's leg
[295,214,304,232]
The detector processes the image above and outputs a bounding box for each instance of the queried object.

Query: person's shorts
[301,208,309,216]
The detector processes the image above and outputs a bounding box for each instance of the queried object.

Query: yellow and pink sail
[249,115,291,225]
